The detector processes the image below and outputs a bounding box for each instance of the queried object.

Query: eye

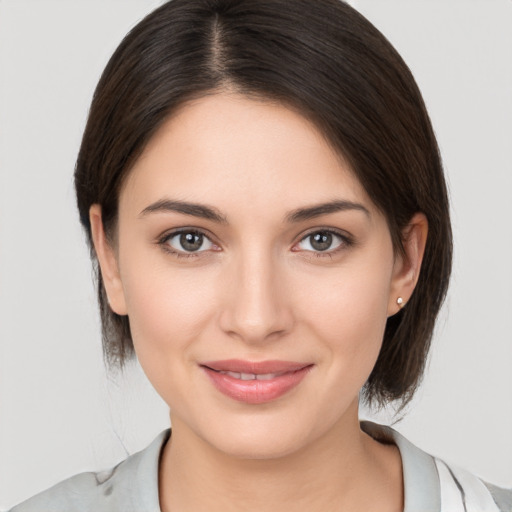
[295,230,347,253]
[164,230,215,253]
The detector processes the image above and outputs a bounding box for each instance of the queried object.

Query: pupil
[180,232,203,251]
[311,232,332,251]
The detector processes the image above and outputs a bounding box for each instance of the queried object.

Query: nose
[218,248,294,344]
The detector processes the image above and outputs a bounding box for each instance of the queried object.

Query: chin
[210,428,309,460]
[188,407,319,461]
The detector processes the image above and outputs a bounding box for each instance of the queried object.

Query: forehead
[121,93,376,219]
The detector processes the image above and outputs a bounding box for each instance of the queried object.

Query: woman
[7,0,511,511]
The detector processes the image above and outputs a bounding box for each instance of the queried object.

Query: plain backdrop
[1,0,511,508]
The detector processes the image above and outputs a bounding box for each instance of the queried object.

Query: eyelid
[157,227,221,256]
[156,226,354,259]
[292,227,354,255]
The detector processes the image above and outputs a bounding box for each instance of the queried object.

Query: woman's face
[92,93,421,459]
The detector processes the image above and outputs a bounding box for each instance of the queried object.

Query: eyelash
[158,229,218,259]
[295,228,354,258]
[157,228,354,259]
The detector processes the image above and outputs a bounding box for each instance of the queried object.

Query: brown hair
[75,0,452,408]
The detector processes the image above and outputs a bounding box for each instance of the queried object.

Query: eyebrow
[139,199,228,224]
[285,200,370,223]
[139,198,370,224]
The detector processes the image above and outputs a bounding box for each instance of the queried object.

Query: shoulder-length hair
[75,0,452,409]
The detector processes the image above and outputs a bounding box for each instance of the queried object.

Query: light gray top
[8,422,512,512]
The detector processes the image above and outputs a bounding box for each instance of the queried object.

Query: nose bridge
[220,242,292,343]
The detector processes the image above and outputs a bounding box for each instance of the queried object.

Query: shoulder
[484,482,512,512]
[8,429,170,512]
[361,421,512,512]
[8,470,112,512]
[435,458,512,512]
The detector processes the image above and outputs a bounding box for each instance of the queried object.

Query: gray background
[1,0,511,508]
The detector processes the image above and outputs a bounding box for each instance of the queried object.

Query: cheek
[296,255,393,382]
[127,274,219,342]
[118,248,219,387]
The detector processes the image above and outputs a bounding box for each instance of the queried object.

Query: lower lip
[201,365,313,404]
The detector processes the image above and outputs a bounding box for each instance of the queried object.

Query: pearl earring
[397,297,404,308]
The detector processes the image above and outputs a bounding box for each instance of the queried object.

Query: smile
[200,359,314,404]
[216,371,284,381]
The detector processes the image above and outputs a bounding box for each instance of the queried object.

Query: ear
[89,204,128,316]
[387,212,428,316]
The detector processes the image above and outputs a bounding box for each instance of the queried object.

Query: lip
[200,359,314,404]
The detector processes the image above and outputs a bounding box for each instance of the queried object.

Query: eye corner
[157,228,220,256]
[292,228,355,258]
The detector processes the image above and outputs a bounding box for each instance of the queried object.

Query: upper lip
[201,359,312,375]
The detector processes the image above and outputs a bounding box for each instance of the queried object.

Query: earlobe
[388,212,428,316]
[89,205,128,316]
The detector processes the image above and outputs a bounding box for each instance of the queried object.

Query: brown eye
[297,231,345,252]
[310,232,333,251]
[166,230,214,253]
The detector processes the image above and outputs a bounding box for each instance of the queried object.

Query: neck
[159,403,403,512]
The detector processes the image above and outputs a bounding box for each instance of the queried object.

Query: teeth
[223,371,242,379]
[256,373,280,380]
[219,371,281,380]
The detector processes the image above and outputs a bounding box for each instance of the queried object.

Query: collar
[360,421,441,512]
[110,422,441,512]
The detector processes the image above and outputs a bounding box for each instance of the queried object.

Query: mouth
[200,359,314,404]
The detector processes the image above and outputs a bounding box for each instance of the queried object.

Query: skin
[90,92,428,512]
